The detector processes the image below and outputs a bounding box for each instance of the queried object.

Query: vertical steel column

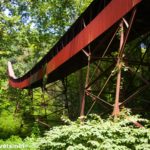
[112,8,137,117]
[41,87,47,117]
[112,22,124,117]
[80,51,91,117]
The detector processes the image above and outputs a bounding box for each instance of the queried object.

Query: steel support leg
[80,52,91,117]
[112,8,137,117]
[112,22,124,117]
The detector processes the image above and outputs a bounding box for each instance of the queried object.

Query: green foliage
[0,110,150,150]
[0,135,37,150]
[0,111,21,139]
[0,0,93,140]
[31,122,41,138]
[36,111,150,150]
[0,0,150,147]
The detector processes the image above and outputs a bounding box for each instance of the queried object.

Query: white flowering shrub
[37,109,150,150]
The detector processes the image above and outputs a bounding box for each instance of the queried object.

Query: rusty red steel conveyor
[8,0,150,89]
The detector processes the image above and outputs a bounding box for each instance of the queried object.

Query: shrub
[0,109,150,150]
[36,110,150,150]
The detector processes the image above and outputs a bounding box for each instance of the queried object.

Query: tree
[0,0,93,138]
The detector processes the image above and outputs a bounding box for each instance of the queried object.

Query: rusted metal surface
[78,3,149,117]
[7,0,150,123]
[46,0,141,77]
[112,8,137,117]
[112,22,124,117]
[8,0,143,89]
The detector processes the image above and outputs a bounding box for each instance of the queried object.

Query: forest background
[0,0,93,139]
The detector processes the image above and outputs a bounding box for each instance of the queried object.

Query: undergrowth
[0,109,150,150]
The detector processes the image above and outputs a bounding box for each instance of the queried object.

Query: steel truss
[80,7,150,122]
[20,79,69,127]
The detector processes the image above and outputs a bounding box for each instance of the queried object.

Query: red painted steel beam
[8,0,142,89]
[46,0,141,74]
